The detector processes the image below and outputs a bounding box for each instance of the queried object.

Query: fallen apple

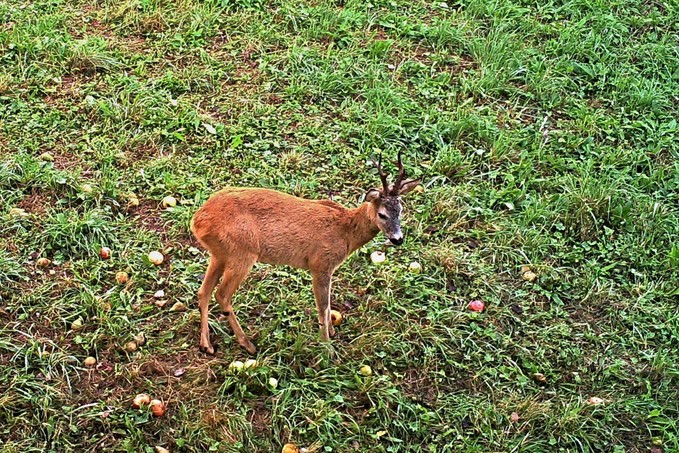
[84,356,97,367]
[269,377,279,389]
[128,194,140,208]
[282,444,299,453]
[533,372,547,383]
[370,251,386,264]
[408,261,422,273]
[468,300,485,312]
[81,184,93,193]
[169,302,186,312]
[36,257,51,267]
[71,318,84,331]
[162,196,177,208]
[134,332,146,346]
[522,271,537,282]
[244,359,258,369]
[97,297,111,312]
[9,207,28,217]
[155,447,170,453]
[39,152,54,162]
[148,251,164,265]
[587,396,604,405]
[359,365,372,377]
[100,247,111,260]
[132,393,151,409]
[330,309,342,326]
[150,399,166,417]
[115,271,129,284]
[124,341,138,352]
[228,360,244,372]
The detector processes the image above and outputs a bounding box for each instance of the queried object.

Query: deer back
[190,188,376,272]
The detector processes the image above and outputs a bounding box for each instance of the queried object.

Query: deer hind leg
[215,255,257,354]
[312,272,334,341]
[197,254,226,355]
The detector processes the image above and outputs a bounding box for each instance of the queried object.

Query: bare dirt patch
[68,4,149,53]
[117,139,167,163]
[201,405,240,442]
[249,402,273,436]
[17,191,59,216]
[68,327,225,409]
[49,147,89,172]
[399,367,439,405]
[132,199,168,239]
[128,199,199,251]
[42,74,93,112]
[201,39,270,121]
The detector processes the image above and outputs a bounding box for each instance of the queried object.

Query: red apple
[100,247,111,260]
[468,300,485,312]
[150,399,166,417]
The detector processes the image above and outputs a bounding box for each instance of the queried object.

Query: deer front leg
[312,272,334,341]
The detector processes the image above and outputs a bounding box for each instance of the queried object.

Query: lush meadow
[0,0,677,451]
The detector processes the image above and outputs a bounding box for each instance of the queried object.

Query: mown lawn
[1,0,677,452]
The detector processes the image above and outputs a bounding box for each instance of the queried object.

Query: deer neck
[347,202,380,254]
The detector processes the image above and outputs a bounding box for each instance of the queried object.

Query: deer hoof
[240,339,256,355]
[199,344,216,355]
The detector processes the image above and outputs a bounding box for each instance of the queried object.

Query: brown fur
[190,188,382,354]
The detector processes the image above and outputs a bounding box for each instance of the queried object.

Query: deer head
[365,151,421,245]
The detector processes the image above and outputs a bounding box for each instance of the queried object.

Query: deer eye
[378,213,388,220]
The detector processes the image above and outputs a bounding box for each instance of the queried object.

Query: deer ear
[398,179,421,195]
[365,188,381,202]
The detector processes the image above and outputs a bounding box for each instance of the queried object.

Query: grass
[0,0,677,451]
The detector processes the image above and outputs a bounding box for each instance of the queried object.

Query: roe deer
[190,152,420,354]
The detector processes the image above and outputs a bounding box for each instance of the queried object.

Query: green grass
[1,0,677,451]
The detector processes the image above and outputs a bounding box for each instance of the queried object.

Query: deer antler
[390,150,406,195]
[375,152,390,194]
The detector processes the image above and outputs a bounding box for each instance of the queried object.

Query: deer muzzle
[389,236,404,246]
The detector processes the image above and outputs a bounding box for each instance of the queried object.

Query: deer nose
[389,237,404,246]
